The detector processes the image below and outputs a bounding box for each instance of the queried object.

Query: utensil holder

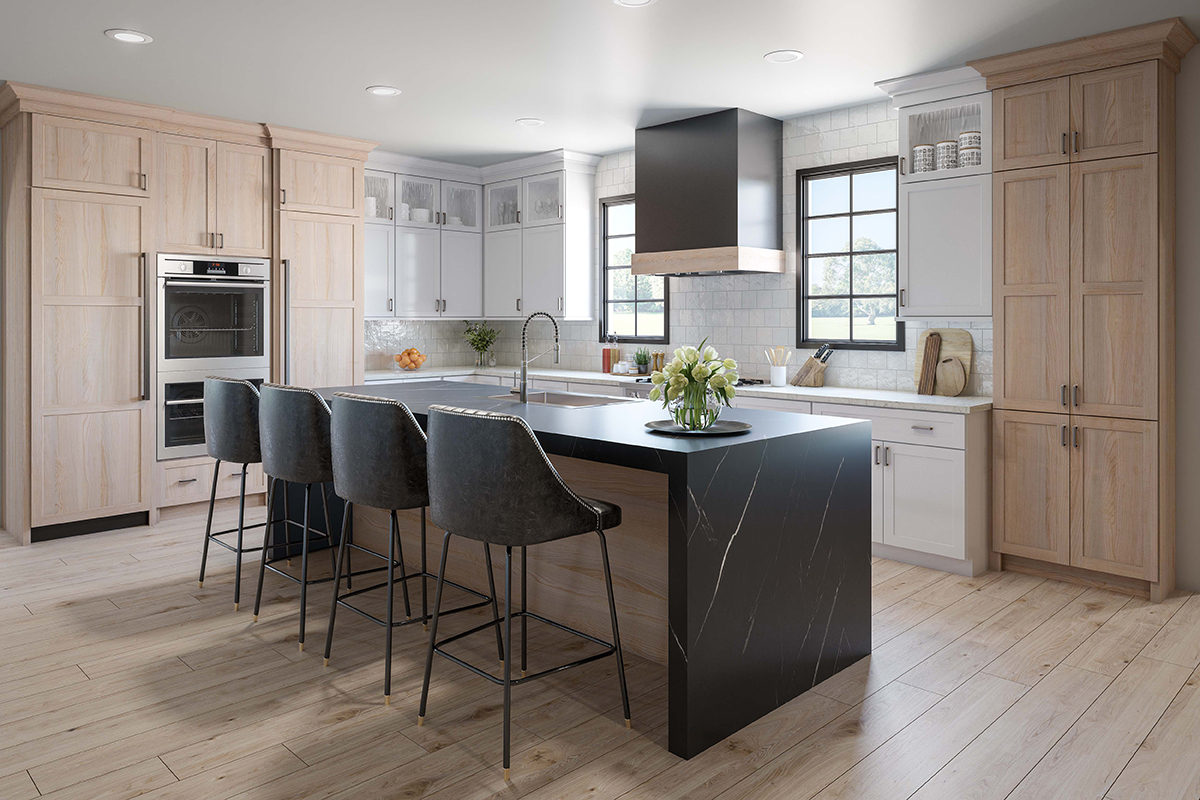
[790,357,826,387]
[770,365,787,387]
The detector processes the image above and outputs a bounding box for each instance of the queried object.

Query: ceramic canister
[936,140,959,170]
[958,130,982,150]
[912,144,936,173]
[959,146,982,167]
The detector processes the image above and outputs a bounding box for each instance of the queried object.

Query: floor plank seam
[281,741,311,767]
[158,756,182,783]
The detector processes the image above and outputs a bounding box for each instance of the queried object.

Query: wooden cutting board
[913,329,973,396]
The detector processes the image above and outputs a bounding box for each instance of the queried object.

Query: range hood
[632,108,784,276]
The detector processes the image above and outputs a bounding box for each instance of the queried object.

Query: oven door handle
[164,398,205,406]
[142,253,151,401]
[162,279,268,289]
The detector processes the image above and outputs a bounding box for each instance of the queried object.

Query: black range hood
[632,108,784,276]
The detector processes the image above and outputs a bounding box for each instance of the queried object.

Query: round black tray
[645,419,753,436]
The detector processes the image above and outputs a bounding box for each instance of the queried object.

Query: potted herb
[462,321,500,367]
[649,339,738,431]
[635,347,650,374]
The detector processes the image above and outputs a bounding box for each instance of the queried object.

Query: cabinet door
[485,180,522,231]
[159,135,216,254]
[993,410,1070,565]
[442,181,482,232]
[396,175,440,228]
[31,189,152,526]
[871,440,884,544]
[279,150,362,217]
[394,226,442,318]
[1070,416,1157,580]
[484,229,523,316]
[523,173,564,227]
[215,142,271,257]
[364,169,395,225]
[883,442,965,559]
[899,173,991,317]
[33,116,153,197]
[1070,155,1158,421]
[992,77,1070,171]
[522,224,564,315]
[1070,62,1157,163]
[441,231,483,318]
[364,224,394,317]
[993,166,1070,413]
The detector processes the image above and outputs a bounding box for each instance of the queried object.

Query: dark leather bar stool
[197,377,267,611]
[418,404,631,780]
[323,392,496,704]
[252,383,339,651]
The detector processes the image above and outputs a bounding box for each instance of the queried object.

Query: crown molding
[265,124,378,161]
[875,66,988,108]
[366,150,485,182]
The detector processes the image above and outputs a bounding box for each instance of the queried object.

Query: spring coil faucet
[519,312,560,402]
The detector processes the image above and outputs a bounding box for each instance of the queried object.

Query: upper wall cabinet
[397,175,440,227]
[992,77,1071,170]
[486,179,522,231]
[279,150,363,217]
[364,170,395,225]
[523,173,564,227]
[442,181,482,232]
[214,142,271,257]
[898,93,991,184]
[33,116,153,197]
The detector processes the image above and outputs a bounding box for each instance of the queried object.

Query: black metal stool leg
[418,531,453,727]
[252,477,277,621]
[521,546,528,677]
[283,480,291,566]
[323,500,352,667]
[503,545,513,780]
[198,459,221,589]
[384,509,396,704]
[421,512,429,629]
[320,484,337,579]
[484,543,504,663]
[599,530,631,728]
[233,465,247,611]
[298,484,312,651]
[392,511,412,619]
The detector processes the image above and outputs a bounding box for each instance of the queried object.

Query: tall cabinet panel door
[32,116,153,197]
[30,189,152,526]
[441,231,483,318]
[278,150,362,217]
[364,225,394,317]
[993,166,1070,412]
[992,77,1070,171]
[993,410,1070,564]
[1069,155,1158,420]
[883,442,966,560]
[215,143,271,257]
[1070,416,1157,580]
[394,226,442,318]
[484,229,522,317]
[522,224,564,315]
[159,135,216,254]
[1070,62,1157,163]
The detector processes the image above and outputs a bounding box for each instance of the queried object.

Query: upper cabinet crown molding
[366,151,485,183]
[264,124,377,162]
[967,17,1197,89]
[478,149,600,183]
[875,65,988,108]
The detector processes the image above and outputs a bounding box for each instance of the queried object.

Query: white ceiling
[0,0,1196,166]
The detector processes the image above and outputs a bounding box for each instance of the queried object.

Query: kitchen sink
[489,391,634,408]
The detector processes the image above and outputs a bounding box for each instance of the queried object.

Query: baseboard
[999,553,1151,600]
[871,542,984,577]
[31,511,149,542]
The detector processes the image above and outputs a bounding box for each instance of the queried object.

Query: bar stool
[197,377,267,611]
[418,404,631,780]
[252,383,339,651]
[323,392,497,704]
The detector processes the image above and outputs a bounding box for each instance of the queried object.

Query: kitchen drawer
[732,396,813,414]
[216,461,267,498]
[446,375,501,385]
[529,379,570,393]
[812,403,965,449]
[161,463,213,506]
[568,382,624,396]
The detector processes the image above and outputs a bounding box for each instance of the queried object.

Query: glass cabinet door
[486,180,522,231]
[522,173,563,227]
[442,182,482,232]
[363,170,395,224]
[397,175,440,227]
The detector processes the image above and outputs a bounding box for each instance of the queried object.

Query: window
[797,157,903,351]
[600,196,668,343]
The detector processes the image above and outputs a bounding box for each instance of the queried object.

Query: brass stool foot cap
[198,581,204,588]
[323,658,329,667]
[417,715,425,727]
[423,624,429,631]
[625,718,632,730]
[384,694,391,706]
[252,614,258,622]
[233,602,239,611]
[521,670,527,677]
[503,768,510,781]
[298,642,305,652]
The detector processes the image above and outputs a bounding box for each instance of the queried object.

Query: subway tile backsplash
[366,97,992,396]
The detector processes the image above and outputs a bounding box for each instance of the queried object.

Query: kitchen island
[318,379,871,759]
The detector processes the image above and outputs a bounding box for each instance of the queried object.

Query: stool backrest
[426,404,599,546]
[331,392,428,511]
[203,377,261,465]
[259,384,333,485]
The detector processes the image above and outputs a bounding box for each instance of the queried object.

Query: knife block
[790,357,827,387]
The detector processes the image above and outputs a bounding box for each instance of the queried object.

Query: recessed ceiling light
[105,29,152,44]
[515,118,545,127]
[764,49,804,63]
[613,0,657,6]
[366,85,401,96]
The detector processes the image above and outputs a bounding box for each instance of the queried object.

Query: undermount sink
[489,391,634,408]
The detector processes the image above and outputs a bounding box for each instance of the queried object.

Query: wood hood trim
[631,246,785,276]
[967,17,1197,89]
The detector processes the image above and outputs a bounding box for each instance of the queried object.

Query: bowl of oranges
[394,348,427,370]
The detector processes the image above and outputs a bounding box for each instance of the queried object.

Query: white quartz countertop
[363,366,992,414]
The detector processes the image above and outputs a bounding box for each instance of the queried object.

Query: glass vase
[666,385,723,431]
[475,352,485,367]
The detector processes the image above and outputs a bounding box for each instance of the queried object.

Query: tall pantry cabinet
[970,18,1196,601]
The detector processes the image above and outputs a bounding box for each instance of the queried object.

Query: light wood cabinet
[279,150,362,217]
[1070,62,1157,162]
[993,410,1071,565]
[30,189,152,526]
[33,116,153,197]
[992,77,1070,171]
[159,458,267,509]
[215,142,271,257]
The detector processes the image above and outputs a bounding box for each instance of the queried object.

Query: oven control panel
[158,255,270,280]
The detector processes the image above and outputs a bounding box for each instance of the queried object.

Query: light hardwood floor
[2,505,1199,799]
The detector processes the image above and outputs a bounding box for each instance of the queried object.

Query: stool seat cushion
[580,496,621,530]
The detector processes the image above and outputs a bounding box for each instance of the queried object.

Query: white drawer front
[530,379,570,393]
[447,375,501,385]
[733,396,813,414]
[569,382,624,396]
[812,403,965,449]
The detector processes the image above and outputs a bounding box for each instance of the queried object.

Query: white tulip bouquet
[649,339,738,430]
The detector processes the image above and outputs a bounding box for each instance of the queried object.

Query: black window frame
[598,194,668,344]
[796,156,904,352]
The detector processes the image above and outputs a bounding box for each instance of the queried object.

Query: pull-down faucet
[519,312,559,402]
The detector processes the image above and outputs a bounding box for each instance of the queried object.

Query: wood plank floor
[2,506,1200,799]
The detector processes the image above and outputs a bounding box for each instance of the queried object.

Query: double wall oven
[157,254,271,459]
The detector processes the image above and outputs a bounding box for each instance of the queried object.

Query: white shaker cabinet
[485,180,522,231]
[396,174,440,227]
[394,225,442,318]
[442,181,482,233]
[883,442,967,559]
[364,224,394,316]
[440,230,483,318]
[522,224,564,315]
[898,173,992,317]
[364,169,395,225]
[484,228,523,317]
[872,440,885,544]
[522,173,564,228]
